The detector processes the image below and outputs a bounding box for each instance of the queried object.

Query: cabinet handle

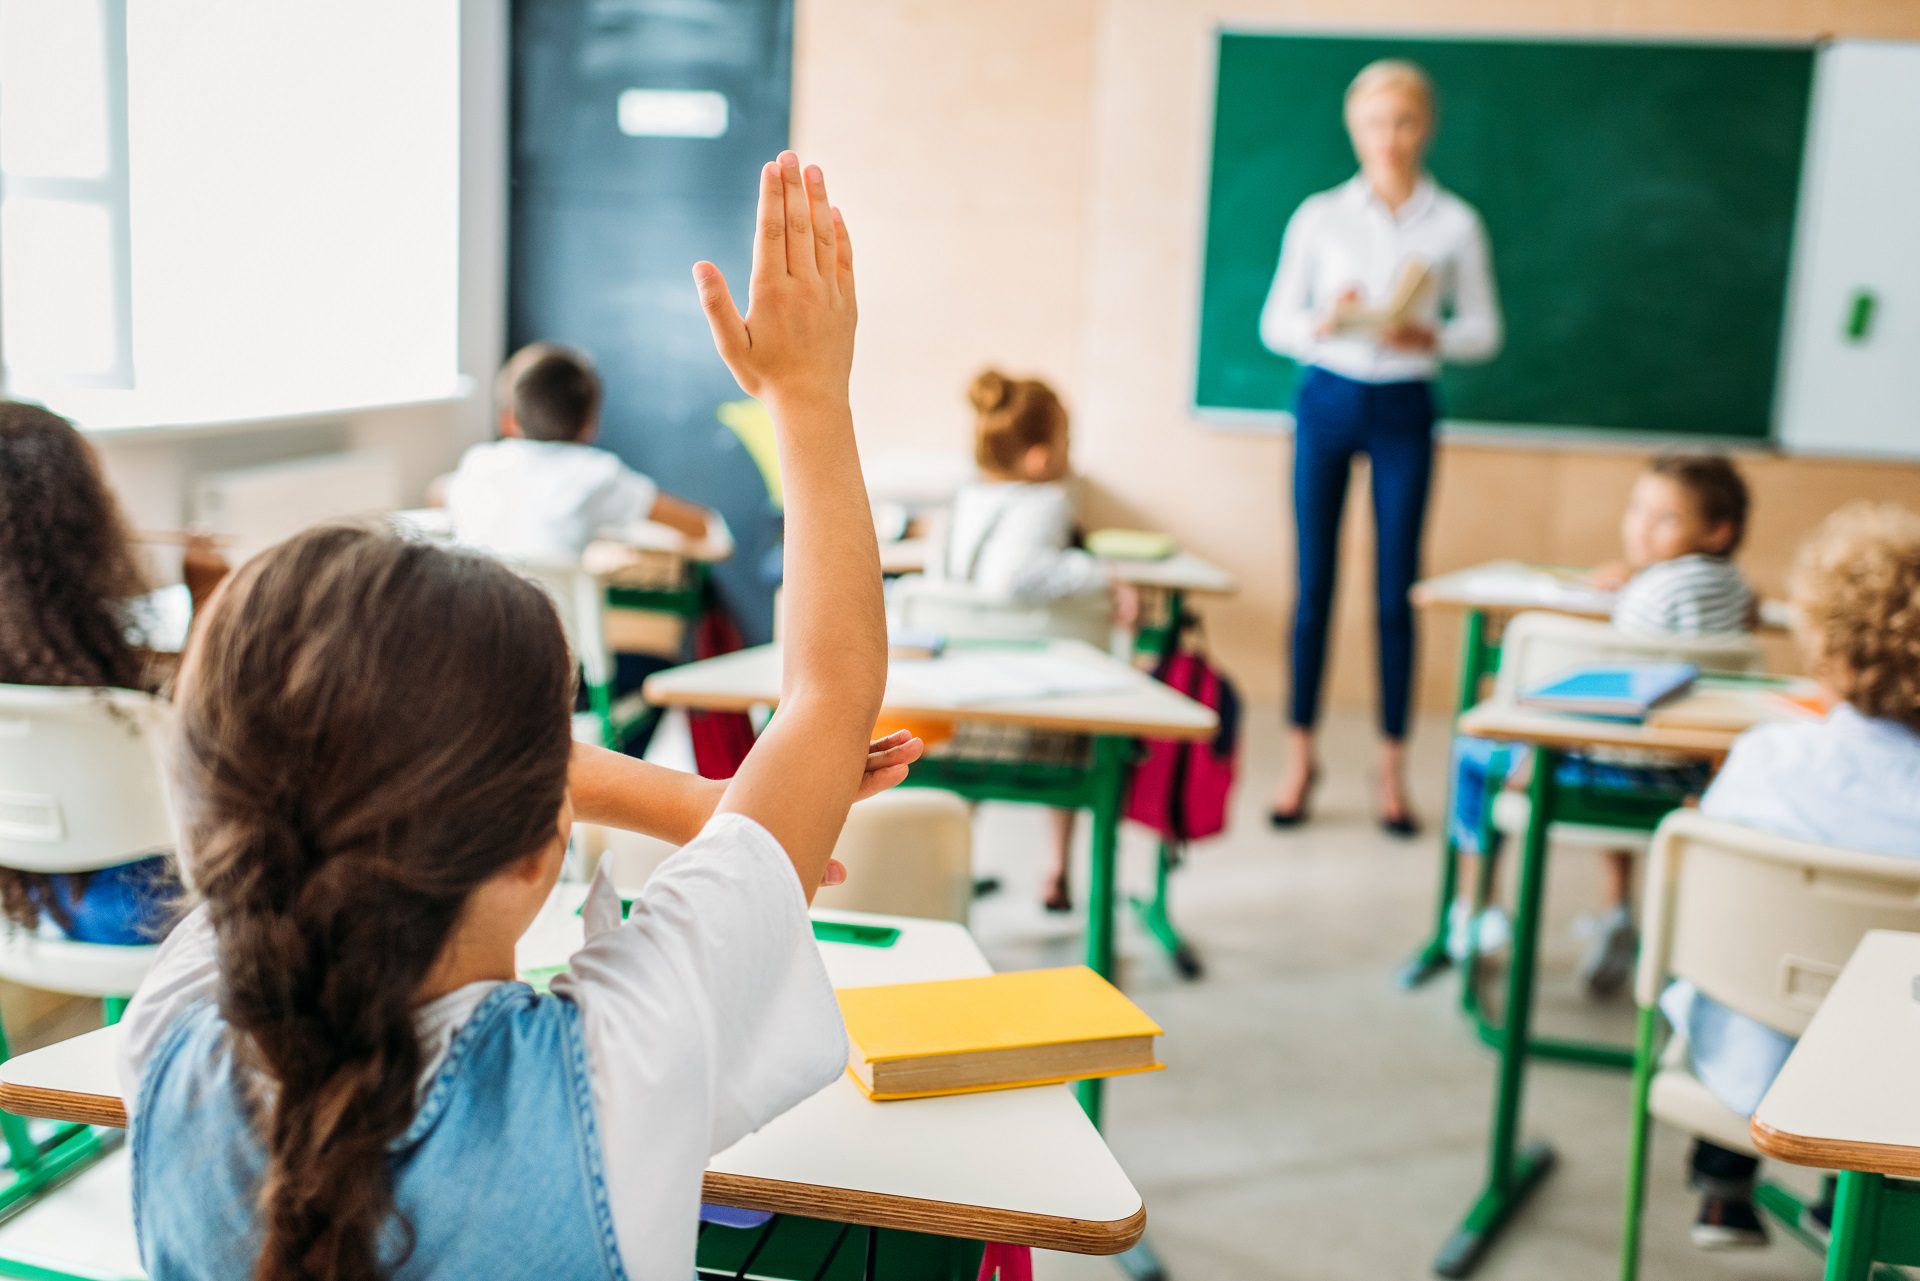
[1845,289,1877,344]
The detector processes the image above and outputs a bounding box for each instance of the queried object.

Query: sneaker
[1446,903,1511,962]
[1577,906,1638,1001]
[1692,1196,1768,1250]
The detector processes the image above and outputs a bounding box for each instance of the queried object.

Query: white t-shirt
[1260,174,1503,384]
[934,481,1106,603]
[118,813,849,1281]
[444,437,661,563]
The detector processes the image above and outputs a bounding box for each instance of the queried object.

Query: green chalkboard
[1196,33,1814,438]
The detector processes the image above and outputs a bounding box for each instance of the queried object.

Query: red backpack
[1125,636,1240,845]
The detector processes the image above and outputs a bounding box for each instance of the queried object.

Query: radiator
[192,450,402,562]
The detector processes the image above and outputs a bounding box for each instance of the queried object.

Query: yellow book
[836,966,1164,1102]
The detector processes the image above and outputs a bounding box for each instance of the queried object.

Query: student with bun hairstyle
[934,369,1125,914]
[0,400,225,945]
[934,370,1107,603]
[119,152,920,1281]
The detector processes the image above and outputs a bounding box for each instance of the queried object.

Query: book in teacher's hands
[836,966,1164,1101]
[1518,662,1699,721]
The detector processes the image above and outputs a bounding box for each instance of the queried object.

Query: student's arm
[567,732,921,847]
[1437,209,1503,363]
[691,153,882,899]
[646,492,712,541]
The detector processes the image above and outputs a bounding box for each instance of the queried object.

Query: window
[0,0,460,417]
[0,0,133,388]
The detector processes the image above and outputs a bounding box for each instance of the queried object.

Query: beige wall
[795,0,1920,713]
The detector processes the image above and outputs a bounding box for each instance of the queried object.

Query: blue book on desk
[1518,662,1698,721]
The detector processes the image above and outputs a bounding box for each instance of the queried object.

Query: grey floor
[0,707,1827,1280]
[967,706,1823,1281]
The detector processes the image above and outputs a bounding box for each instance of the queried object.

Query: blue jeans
[1289,366,1435,739]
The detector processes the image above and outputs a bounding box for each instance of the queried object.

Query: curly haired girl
[0,401,223,942]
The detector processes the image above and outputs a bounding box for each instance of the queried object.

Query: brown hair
[176,526,574,1280]
[0,401,152,933]
[968,370,1067,478]
[1788,503,1920,731]
[1651,452,1750,553]
[497,342,602,443]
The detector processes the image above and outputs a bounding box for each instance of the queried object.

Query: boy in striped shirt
[1449,454,1754,996]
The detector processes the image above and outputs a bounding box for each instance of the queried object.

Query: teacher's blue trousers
[1289,366,1435,740]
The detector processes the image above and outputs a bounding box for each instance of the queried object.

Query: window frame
[0,0,135,393]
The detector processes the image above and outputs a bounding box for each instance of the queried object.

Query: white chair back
[890,574,1114,651]
[813,789,972,924]
[1490,611,1761,703]
[516,561,614,688]
[0,685,174,875]
[1637,811,1920,1038]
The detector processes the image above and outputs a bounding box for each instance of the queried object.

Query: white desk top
[1752,931,1920,1178]
[1413,559,1791,632]
[1457,677,1819,758]
[0,894,1145,1254]
[644,639,1218,742]
[879,537,1238,597]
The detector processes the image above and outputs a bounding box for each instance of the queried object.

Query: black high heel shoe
[1268,766,1320,828]
[1377,776,1421,838]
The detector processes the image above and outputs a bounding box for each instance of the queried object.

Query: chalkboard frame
[1191,27,1818,443]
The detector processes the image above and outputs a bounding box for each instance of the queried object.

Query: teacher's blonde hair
[1344,59,1435,119]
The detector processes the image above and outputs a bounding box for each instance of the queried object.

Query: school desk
[643,639,1216,1124]
[0,900,1146,1281]
[1750,930,1920,1281]
[878,538,1238,661]
[1432,676,1817,1278]
[1398,562,1790,994]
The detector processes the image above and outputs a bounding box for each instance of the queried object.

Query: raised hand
[692,151,856,408]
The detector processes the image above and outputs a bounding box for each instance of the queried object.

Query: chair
[516,560,657,752]
[1481,612,1762,856]
[0,684,173,1265]
[812,790,973,924]
[889,573,1116,651]
[1620,811,1920,1280]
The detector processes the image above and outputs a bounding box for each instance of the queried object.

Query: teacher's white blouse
[1260,174,1502,384]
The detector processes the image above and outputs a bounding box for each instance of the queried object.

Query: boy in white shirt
[444,343,712,563]
[1664,502,1920,1250]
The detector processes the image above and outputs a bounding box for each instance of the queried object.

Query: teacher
[1259,59,1502,836]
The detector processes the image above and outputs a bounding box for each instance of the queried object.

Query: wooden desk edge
[1749,1116,1920,1180]
[0,1086,1150,1255]
[1453,711,1735,759]
[640,685,1218,743]
[701,1171,1147,1255]
[0,1083,124,1130]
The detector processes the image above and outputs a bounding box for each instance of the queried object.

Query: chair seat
[1492,792,1655,853]
[0,931,158,999]
[1648,1035,1761,1158]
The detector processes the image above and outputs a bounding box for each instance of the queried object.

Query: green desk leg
[1398,608,1494,991]
[1433,746,1560,1278]
[1076,735,1129,1128]
[1129,842,1202,980]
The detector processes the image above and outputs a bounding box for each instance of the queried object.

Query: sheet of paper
[887,651,1137,706]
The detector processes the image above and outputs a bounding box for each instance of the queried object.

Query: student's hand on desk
[692,151,856,408]
[1589,561,1633,591]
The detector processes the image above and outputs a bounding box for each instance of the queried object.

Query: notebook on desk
[837,966,1163,1101]
[1518,662,1698,721]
